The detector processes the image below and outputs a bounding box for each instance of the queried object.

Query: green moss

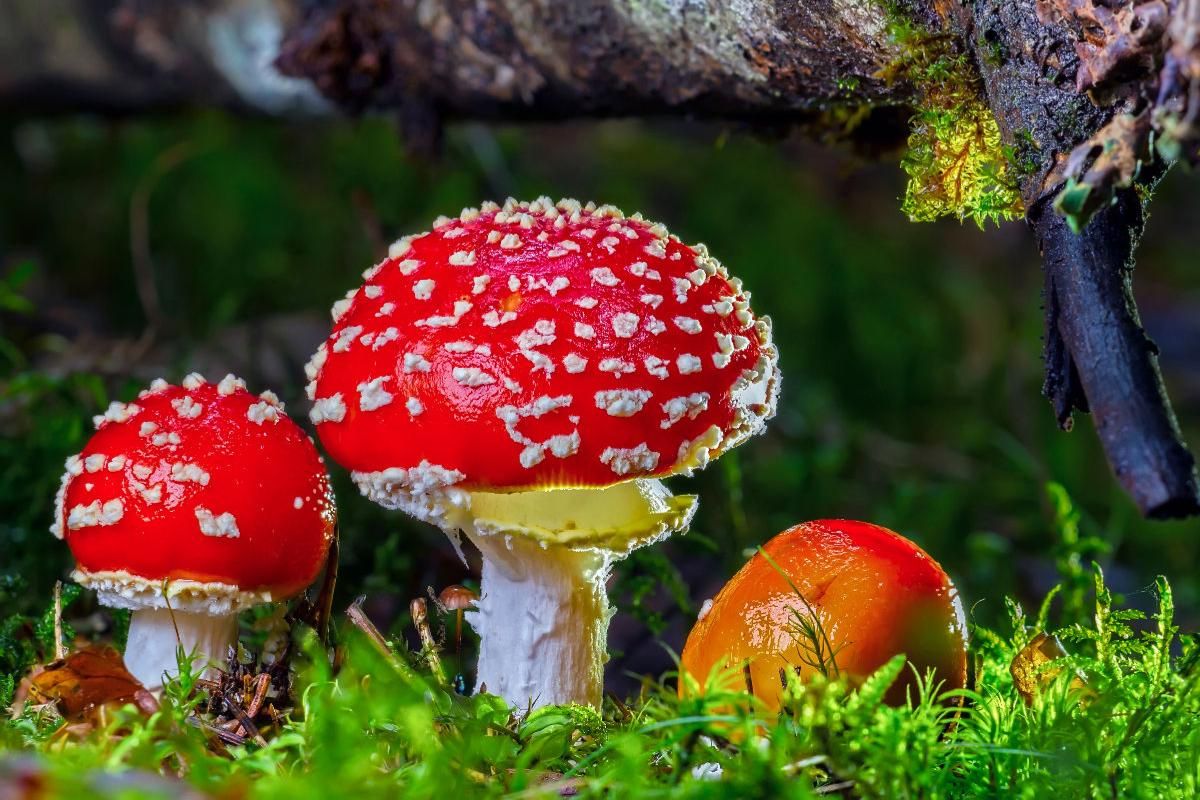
[836,75,862,95]
[1012,128,1042,175]
[879,9,1025,227]
[4,527,1199,798]
[979,31,1006,68]
[901,96,1024,227]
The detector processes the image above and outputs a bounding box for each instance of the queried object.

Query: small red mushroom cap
[307,198,779,508]
[52,374,336,614]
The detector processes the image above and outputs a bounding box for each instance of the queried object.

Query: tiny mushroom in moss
[679,520,968,708]
[438,584,478,654]
[307,198,779,709]
[52,374,337,690]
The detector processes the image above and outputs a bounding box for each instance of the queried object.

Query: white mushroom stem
[459,478,696,710]
[468,536,612,709]
[123,607,237,691]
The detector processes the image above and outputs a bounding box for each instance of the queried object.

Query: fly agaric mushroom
[51,374,336,690]
[679,520,967,709]
[306,198,779,708]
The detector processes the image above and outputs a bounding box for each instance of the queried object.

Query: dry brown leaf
[1034,0,1168,97]
[1049,112,1151,231]
[1010,632,1088,705]
[27,646,159,722]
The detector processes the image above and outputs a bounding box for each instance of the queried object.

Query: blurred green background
[1,113,1197,684]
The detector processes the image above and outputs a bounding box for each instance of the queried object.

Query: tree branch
[1034,190,1200,518]
[272,0,914,117]
[3,0,1198,516]
[1,0,922,124]
[0,0,331,116]
[955,0,1200,516]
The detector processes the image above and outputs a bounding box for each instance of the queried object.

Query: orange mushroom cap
[679,520,968,709]
[438,584,478,611]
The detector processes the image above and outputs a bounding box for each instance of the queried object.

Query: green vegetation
[878,13,1025,226]
[3,510,1198,798]
[901,98,1024,227]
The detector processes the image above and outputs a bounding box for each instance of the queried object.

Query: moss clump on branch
[877,14,1025,227]
[901,96,1024,226]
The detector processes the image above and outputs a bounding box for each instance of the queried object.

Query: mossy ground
[3,512,1198,798]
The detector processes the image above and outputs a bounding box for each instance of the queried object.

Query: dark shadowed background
[1,114,1197,693]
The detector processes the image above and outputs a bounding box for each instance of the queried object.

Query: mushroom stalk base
[124,608,237,691]
[467,534,612,710]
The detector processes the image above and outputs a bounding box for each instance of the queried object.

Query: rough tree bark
[2,0,1198,517]
[959,0,1200,518]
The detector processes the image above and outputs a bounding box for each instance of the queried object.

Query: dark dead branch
[1033,190,1200,518]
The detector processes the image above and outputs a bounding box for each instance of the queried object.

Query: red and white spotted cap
[52,374,337,614]
[307,198,779,522]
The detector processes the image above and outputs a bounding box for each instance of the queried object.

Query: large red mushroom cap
[307,198,779,529]
[52,374,336,614]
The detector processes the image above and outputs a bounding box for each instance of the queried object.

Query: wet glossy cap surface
[680,519,968,708]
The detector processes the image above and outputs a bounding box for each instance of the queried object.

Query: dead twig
[245,672,272,719]
[222,691,268,747]
[1035,190,1200,518]
[816,780,856,794]
[52,581,66,662]
[410,598,446,686]
[345,598,420,682]
[187,715,247,746]
[346,598,394,660]
[234,672,272,739]
[314,530,339,644]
